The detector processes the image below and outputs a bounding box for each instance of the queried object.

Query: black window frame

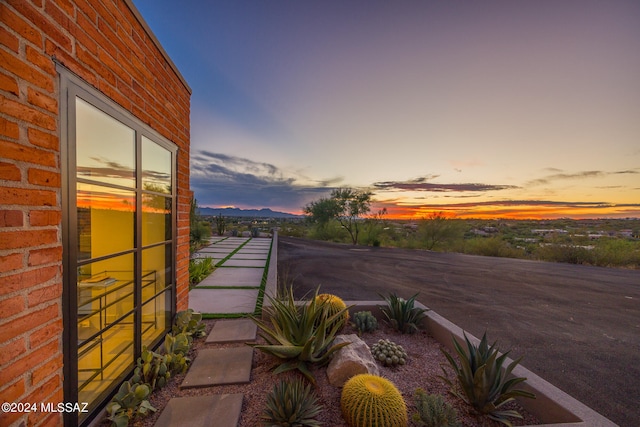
[58,63,178,427]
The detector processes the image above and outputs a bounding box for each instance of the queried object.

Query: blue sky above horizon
[133,0,640,219]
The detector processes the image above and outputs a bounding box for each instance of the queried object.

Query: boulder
[327,334,379,387]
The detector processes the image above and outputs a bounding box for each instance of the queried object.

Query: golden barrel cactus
[341,374,408,427]
[315,293,349,330]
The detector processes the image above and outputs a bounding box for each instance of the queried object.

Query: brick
[25,45,56,77]
[27,128,58,150]
[27,281,61,307]
[0,379,26,426]
[31,354,62,386]
[0,72,19,97]
[70,20,98,56]
[0,186,57,207]
[45,38,98,88]
[0,49,54,94]
[0,303,59,343]
[29,209,60,226]
[24,374,61,407]
[27,87,58,114]
[27,167,60,187]
[0,140,57,167]
[0,228,58,250]
[0,161,21,181]
[0,210,23,228]
[0,337,26,367]
[7,0,72,52]
[29,318,62,348]
[0,265,59,297]
[0,95,56,131]
[0,25,20,52]
[28,246,62,268]
[0,3,43,46]
[74,0,96,22]
[76,43,115,86]
[0,252,23,273]
[0,116,20,139]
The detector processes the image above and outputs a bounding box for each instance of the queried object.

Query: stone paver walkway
[154,237,272,426]
[188,236,272,315]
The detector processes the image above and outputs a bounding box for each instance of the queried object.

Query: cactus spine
[315,293,349,330]
[341,374,408,427]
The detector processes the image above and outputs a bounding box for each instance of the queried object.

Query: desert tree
[417,212,462,250]
[305,188,372,245]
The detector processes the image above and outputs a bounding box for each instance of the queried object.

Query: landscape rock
[327,334,379,387]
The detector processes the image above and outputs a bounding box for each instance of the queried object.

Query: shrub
[379,293,428,334]
[249,287,351,384]
[341,374,408,427]
[353,311,378,334]
[371,339,407,367]
[189,257,214,286]
[262,377,322,427]
[412,389,460,427]
[440,332,535,426]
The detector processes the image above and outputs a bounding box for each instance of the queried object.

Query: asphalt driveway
[278,236,640,427]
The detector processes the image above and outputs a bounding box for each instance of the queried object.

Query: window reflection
[76,98,135,187]
[142,136,171,194]
[142,194,171,245]
[77,183,135,261]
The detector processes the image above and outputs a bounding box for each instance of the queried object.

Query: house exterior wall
[0,1,191,426]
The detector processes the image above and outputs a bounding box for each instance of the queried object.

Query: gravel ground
[130,319,539,427]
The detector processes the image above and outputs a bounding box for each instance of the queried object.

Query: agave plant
[379,292,428,334]
[249,287,351,384]
[262,377,322,427]
[440,332,535,426]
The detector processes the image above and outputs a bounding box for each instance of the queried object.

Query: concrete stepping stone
[223,259,266,267]
[189,288,260,314]
[181,347,253,389]
[197,268,263,287]
[206,318,257,343]
[154,394,243,427]
[230,252,268,260]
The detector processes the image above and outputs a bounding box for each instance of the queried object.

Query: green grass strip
[202,312,251,319]
[195,285,260,290]
[253,238,273,317]
[213,238,252,267]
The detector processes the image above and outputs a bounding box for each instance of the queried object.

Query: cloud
[372,176,518,193]
[190,150,341,211]
[527,169,639,186]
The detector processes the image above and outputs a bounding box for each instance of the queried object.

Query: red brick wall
[0,1,191,425]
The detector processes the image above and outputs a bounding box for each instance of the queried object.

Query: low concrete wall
[344,301,617,427]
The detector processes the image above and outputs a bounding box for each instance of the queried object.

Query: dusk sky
[133,0,640,219]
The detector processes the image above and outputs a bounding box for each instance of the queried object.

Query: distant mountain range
[197,207,302,218]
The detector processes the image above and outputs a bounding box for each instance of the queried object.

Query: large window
[59,66,177,426]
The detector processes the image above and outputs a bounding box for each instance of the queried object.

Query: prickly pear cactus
[341,374,408,427]
[371,339,407,367]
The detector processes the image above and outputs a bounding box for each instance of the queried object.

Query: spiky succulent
[379,293,428,334]
[132,348,170,391]
[172,309,206,338]
[412,389,460,427]
[261,377,322,427]
[353,311,378,334]
[440,332,535,426]
[371,339,407,367]
[315,293,349,331]
[249,287,351,384]
[341,374,408,427]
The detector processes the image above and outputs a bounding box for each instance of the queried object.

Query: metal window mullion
[134,131,143,361]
